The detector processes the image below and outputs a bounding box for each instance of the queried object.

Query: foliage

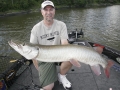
[74,0,86,7]
[0,0,38,12]
[0,0,120,12]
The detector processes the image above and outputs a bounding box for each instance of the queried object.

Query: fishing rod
[13,57,42,90]
[0,56,41,90]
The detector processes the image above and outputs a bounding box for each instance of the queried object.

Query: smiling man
[30,0,72,90]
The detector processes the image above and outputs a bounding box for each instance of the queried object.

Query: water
[0,5,120,58]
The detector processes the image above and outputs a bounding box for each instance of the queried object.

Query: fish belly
[35,45,106,67]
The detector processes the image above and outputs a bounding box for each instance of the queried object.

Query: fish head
[8,40,38,59]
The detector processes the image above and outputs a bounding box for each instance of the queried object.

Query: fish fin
[93,44,104,49]
[70,59,81,67]
[91,65,101,76]
[93,46,103,54]
[104,60,114,78]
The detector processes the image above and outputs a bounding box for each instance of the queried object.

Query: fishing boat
[0,29,120,90]
[68,29,120,65]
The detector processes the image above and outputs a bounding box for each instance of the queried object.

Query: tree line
[0,0,120,12]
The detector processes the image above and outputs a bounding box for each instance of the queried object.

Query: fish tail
[104,60,114,78]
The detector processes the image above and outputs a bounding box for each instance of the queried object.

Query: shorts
[38,61,58,87]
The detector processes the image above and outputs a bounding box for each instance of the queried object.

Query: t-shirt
[30,19,68,45]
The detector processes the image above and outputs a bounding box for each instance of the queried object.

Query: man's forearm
[32,60,39,70]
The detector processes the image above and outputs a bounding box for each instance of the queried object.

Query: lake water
[0,5,120,57]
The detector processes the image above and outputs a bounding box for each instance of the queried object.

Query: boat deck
[9,62,120,90]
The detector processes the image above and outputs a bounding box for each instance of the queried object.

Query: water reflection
[0,5,120,57]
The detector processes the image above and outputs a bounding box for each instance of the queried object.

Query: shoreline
[0,4,119,17]
[0,9,40,17]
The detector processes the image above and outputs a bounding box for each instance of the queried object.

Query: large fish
[8,40,113,78]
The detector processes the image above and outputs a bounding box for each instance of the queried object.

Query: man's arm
[30,29,39,70]
[32,60,39,70]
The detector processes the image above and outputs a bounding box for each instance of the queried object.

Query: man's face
[41,5,55,22]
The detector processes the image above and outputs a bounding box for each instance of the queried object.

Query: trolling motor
[68,28,84,43]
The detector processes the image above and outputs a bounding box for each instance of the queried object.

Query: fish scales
[8,40,114,78]
[36,45,107,68]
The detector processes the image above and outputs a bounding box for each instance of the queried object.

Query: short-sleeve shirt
[30,19,68,45]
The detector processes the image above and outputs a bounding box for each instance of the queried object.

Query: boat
[0,29,120,90]
[68,29,120,65]
[0,57,33,90]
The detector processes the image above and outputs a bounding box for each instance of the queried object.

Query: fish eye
[23,43,26,46]
[37,48,39,50]
[35,46,39,50]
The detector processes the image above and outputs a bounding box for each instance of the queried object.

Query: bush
[0,1,8,12]
[74,0,86,7]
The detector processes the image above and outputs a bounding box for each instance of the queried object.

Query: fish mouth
[8,40,16,47]
[8,40,32,54]
[8,40,21,54]
[8,40,22,49]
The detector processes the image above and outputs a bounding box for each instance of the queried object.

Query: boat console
[68,28,84,44]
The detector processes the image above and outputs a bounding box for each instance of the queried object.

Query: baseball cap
[41,0,55,9]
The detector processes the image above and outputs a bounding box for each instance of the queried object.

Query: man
[30,0,72,90]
